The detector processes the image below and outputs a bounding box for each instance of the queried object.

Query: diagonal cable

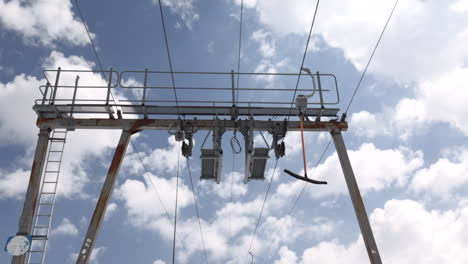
[186,158,209,264]
[157,0,180,114]
[172,141,181,264]
[345,0,400,114]
[247,158,279,255]
[265,0,399,259]
[236,0,244,105]
[286,0,320,121]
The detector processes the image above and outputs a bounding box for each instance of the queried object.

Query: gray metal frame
[12,129,50,264]
[76,130,132,263]
[10,68,382,264]
[331,129,382,264]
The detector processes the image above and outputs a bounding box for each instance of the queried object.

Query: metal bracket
[268,118,287,159]
[200,118,225,183]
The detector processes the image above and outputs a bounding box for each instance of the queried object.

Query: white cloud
[277,143,424,198]
[0,0,90,47]
[411,148,468,198]
[277,199,468,264]
[153,260,166,264]
[50,217,78,236]
[273,246,298,264]
[0,51,125,199]
[104,202,118,221]
[154,0,200,30]
[239,0,468,82]
[251,30,276,58]
[392,68,468,137]
[350,111,388,138]
[142,136,185,174]
[0,169,30,199]
[115,174,193,228]
[211,171,247,199]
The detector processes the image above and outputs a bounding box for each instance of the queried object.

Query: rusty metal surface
[37,118,348,132]
[331,130,382,264]
[33,104,340,118]
[76,131,131,264]
[12,129,50,264]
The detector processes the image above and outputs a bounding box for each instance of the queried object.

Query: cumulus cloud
[50,217,78,236]
[0,51,124,199]
[0,169,31,199]
[272,199,468,264]
[153,0,200,30]
[0,0,90,47]
[239,0,468,82]
[411,148,468,198]
[276,143,424,199]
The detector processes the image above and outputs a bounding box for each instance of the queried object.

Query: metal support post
[330,129,382,264]
[12,128,50,264]
[76,130,132,264]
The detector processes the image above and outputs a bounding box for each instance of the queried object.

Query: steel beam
[33,104,340,118]
[12,129,50,264]
[37,118,348,132]
[76,130,131,264]
[330,129,382,264]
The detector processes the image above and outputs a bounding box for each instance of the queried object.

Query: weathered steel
[33,104,340,119]
[76,130,131,264]
[36,118,348,132]
[330,129,382,264]
[12,129,50,264]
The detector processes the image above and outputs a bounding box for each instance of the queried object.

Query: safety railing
[35,68,340,118]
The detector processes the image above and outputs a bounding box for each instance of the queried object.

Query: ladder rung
[46,160,61,163]
[34,226,49,228]
[43,181,57,184]
[39,202,54,205]
[29,250,46,253]
[37,214,51,217]
[45,171,60,173]
[40,192,56,195]
[49,150,63,153]
[49,137,66,141]
[32,235,48,240]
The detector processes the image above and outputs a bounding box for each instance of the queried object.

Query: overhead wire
[73,0,189,259]
[265,0,400,259]
[157,0,180,115]
[286,0,320,121]
[172,142,181,264]
[236,0,244,104]
[246,0,320,261]
[186,158,209,264]
[247,158,279,254]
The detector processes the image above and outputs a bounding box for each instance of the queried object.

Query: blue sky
[1,0,468,263]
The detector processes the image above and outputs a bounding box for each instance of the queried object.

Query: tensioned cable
[244,0,320,260]
[246,2,319,260]
[265,0,399,259]
[285,0,320,121]
[132,141,174,225]
[247,158,279,254]
[172,141,181,264]
[73,1,189,261]
[345,0,399,114]
[186,158,209,264]
[157,0,180,115]
[265,140,331,260]
[236,0,244,105]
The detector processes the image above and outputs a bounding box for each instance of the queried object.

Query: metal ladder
[27,128,68,264]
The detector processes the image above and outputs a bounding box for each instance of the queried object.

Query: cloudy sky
[1,0,468,263]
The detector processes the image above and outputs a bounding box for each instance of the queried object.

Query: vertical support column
[330,129,382,264]
[12,128,50,264]
[76,130,132,264]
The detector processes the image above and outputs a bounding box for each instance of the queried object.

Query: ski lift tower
[7,68,382,264]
